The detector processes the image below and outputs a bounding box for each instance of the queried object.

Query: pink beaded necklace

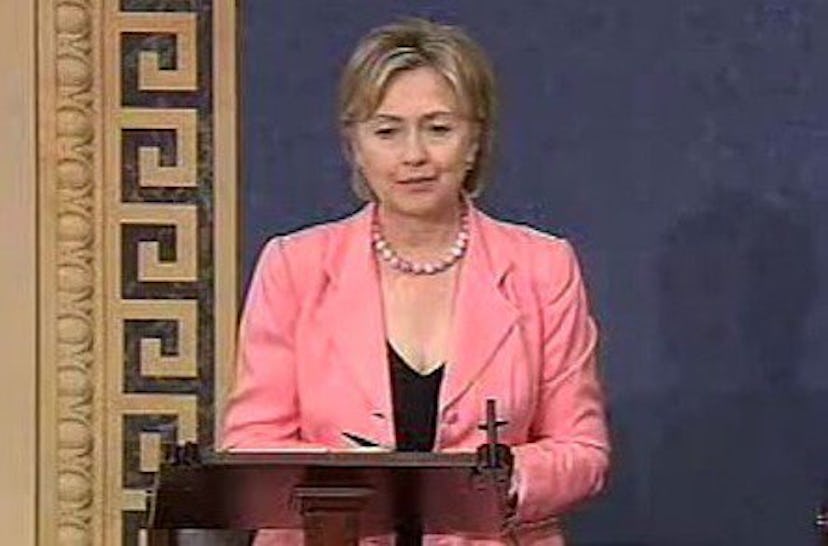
[371,206,470,275]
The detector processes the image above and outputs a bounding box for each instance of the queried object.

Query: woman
[222,18,610,545]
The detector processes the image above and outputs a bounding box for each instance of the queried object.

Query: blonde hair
[339,18,497,200]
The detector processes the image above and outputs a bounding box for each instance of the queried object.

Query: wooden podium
[145,442,514,545]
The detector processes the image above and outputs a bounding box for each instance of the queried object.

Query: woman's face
[350,66,478,219]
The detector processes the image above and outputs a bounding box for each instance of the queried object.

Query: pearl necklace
[371,208,470,275]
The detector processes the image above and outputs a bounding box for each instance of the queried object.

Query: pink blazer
[221,204,610,545]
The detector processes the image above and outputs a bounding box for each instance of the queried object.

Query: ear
[465,139,479,166]
[352,144,364,170]
[466,121,482,161]
[341,125,364,169]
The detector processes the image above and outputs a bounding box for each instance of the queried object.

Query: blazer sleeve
[220,238,324,450]
[511,239,610,522]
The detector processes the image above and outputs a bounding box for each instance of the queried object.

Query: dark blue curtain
[241,2,828,544]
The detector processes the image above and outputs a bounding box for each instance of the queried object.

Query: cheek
[361,160,397,190]
[355,143,395,178]
[436,147,471,177]
[438,135,475,169]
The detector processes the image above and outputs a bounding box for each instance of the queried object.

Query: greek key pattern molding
[103,2,228,545]
[40,1,235,544]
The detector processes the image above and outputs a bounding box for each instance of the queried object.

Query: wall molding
[37,2,237,544]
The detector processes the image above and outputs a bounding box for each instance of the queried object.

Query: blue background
[241,2,828,544]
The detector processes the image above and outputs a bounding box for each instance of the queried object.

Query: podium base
[293,485,374,546]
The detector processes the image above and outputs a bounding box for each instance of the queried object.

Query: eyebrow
[368,111,459,123]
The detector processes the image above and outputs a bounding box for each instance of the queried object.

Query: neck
[375,201,464,258]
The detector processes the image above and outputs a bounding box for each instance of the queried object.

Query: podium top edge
[188,449,480,469]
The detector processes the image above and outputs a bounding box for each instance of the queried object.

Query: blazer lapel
[441,207,520,412]
[318,205,393,420]
[316,204,520,425]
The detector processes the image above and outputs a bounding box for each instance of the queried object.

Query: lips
[398,176,437,184]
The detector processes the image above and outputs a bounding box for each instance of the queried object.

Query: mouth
[397,176,437,185]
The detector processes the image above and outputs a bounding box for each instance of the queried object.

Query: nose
[401,129,427,166]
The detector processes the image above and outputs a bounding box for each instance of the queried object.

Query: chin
[389,193,459,219]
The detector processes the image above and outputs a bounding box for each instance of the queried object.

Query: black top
[388,342,445,452]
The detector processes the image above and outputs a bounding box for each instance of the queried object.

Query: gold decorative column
[37,1,237,545]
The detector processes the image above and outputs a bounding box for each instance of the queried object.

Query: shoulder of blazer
[473,209,581,300]
[259,207,369,294]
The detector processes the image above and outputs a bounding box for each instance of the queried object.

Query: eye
[428,124,453,135]
[373,126,399,138]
